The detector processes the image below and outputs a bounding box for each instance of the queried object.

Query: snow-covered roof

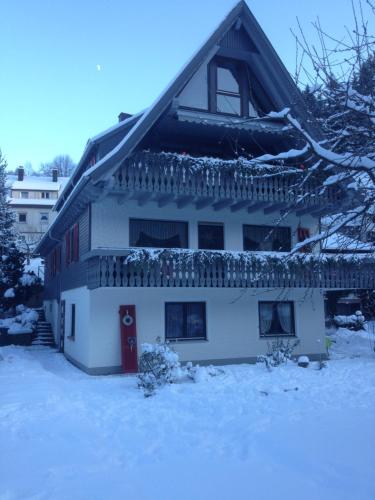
[8,198,56,207]
[36,0,318,255]
[323,233,374,252]
[8,176,70,191]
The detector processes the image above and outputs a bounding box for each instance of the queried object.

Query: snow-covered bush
[138,338,181,397]
[186,362,224,383]
[257,338,300,370]
[334,311,365,331]
[0,306,39,335]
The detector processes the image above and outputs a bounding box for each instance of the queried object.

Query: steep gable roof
[37,0,316,254]
[84,0,313,184]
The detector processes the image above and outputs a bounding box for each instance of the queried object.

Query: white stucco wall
[91,197,318,252]
[61,287,91,368]
[85,287,325,372]
[12,206,56,243]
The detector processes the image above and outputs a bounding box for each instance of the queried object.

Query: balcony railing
[112,151,338,210]
[86,248,375,290]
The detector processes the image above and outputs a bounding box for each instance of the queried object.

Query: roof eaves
[55,111,145,211]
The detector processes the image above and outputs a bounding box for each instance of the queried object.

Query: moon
[96,64,101,72]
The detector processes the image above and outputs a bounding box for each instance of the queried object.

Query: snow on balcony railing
[112,151,337,207]
[86,248,375,289]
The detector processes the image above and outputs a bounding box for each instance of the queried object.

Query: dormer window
[209,58,258,118]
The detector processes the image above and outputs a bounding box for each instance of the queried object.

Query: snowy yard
[1,330,375,500]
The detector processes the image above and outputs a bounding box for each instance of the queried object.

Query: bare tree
[254,0,375,253]
[39,154,76,177]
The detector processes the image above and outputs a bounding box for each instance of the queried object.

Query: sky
[1,0,374,171]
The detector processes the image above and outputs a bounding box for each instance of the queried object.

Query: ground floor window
[69,304,76,340]
[18,212,27,223]
[165,302,206,340]
[259,301,295,337]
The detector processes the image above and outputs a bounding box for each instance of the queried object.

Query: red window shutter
[53,249,57,276]
[297,227,311,253]
[73,223,79,261]
[65,231,71,266]
[56,246,61,274]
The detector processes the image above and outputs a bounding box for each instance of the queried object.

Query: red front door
[119,305,138,373]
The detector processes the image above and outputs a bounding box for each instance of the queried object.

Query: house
[36,1,375,375]
[8,167,70,250]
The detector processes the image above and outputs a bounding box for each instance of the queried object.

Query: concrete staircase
[31,308,56,348]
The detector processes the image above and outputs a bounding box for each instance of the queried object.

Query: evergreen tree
[0,150,27,309]
[0,150,15,251]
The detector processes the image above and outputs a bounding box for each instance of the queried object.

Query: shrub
[333,311,365,331]
[138,337,181,397]
[257,338,300,370]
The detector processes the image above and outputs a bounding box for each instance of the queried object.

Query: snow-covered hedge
[0,305,39,335]
[334,311,365,331]
[123,247,373,271]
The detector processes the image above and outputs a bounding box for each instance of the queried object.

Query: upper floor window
[21,191,29,199]
[41,192,50,199]
[209,58,258,118]
[18,213,27,223]
[130,219,188,249]
[243,225,291,252]
[198,223,224,250]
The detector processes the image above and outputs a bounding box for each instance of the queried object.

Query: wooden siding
[219,26,258,52]
[86,250,375,290]
[43,207,91,300]
[112,152,337,210]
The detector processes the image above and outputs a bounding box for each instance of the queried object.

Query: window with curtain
[165,302,206,340]
[243,225,291,252]
[198,223,224,250]
[130,219,188,248]
[259,301,295,336]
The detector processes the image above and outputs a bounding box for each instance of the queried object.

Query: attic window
[209,58,258,118]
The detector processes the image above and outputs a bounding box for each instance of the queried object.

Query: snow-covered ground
[0,328,374,500]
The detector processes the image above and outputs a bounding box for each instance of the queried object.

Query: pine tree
[0,150,15,252]
[0,150,27,309]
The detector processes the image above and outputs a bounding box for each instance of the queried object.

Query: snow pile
[334,311,365,330]
[24,257,44,282]
[186,363,225,383]
[328,324,375,359]
[0,306,38,335]
[0,343,374,500]
[3,288,15,298]
[19,272,40,287]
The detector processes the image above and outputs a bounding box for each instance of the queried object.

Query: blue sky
[1,0,373,171]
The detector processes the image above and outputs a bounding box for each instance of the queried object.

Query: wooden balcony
[111,151,338,213]
[85,249,375,290]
